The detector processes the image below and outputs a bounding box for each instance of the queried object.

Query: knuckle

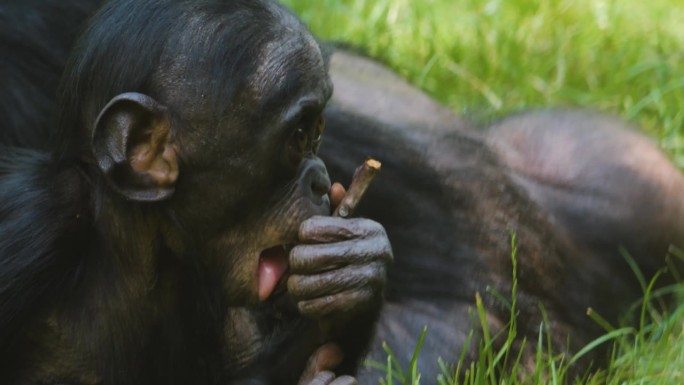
[308,370,335,385]
[367,264,387,283]
[358,287,375,302]
[343,289,376,313]
[297,300,316,316]
[290,245,329,272]
[298,287,378,318]
[364,219,385,236]
[332,375,357,385]
[346,288,374,309]
[356,240,393,265]
[373,221,387,237]
[287,276,303,295]
[299,215,327,238]
[298,296,335,317]
[289,243,313,260]
[299,217,315,237]
[382,246,394,263]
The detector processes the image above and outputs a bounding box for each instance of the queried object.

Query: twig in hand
[332,158,381,218]
[319,158,381,341]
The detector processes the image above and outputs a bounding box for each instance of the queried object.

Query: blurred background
[284,0,684,165]
[281,1,684,383]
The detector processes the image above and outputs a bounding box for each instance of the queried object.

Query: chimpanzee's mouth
[257,245,292,301]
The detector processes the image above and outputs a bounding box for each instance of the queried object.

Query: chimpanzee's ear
[92,92,179,202]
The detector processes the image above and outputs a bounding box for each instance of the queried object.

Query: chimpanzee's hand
[301,372,357,385]
[297,343,357,385]
[287,205,392,320]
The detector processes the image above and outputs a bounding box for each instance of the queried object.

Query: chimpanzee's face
[88,2,333,306]
[164,25,334,305]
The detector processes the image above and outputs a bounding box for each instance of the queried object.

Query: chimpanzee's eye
[312,117,325,153]
[295,128,309,152]
[313,117,325,143]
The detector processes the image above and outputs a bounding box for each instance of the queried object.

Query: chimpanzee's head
[57,0,334,304]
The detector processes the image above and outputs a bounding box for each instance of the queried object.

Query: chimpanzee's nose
[300,157,331,205]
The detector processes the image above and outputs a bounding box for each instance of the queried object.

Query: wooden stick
[319,158,381,340]
[332,158,381,218]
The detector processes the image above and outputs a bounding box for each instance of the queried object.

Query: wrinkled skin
[291,215,391,318]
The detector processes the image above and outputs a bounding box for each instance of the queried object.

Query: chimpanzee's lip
[257,244,293,301]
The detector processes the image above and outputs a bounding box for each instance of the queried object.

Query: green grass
[284,0,684,165]
[374,238,684,385]
[279,0,684,383]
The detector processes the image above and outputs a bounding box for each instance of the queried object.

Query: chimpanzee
[0,0,392,384]
[3,0,684,384]
[322,50,684,380]
[0,0,100,149]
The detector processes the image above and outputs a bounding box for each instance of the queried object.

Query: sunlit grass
[366,237,684,385]
[370,284,684,385]
[284,0,684,165]
[280,1,684,383]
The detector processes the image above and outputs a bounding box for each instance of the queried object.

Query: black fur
[0,147,88,357]
[0,0,100,149]
[1,1,357,384]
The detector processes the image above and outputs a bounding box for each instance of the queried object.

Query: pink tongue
[258,246,289,301]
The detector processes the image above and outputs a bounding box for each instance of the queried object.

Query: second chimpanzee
[0,0,391,384]
[322,50,684,381]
